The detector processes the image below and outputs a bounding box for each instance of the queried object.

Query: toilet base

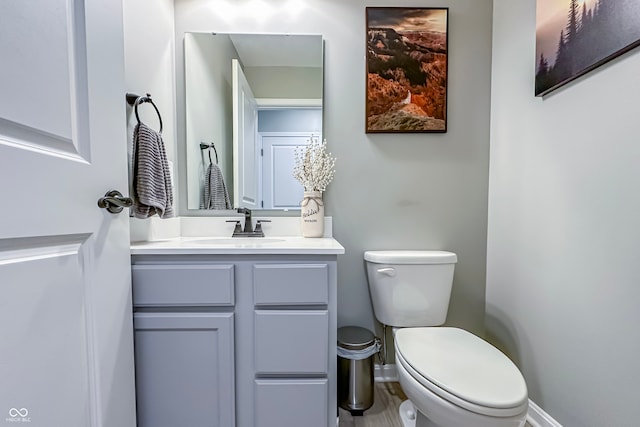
[399,400,416,427]
[400,399,441,427]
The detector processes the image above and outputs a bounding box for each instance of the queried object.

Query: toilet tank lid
[364,250,457,264]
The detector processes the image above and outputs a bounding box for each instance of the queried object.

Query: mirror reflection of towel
[200,163,231,210]
[132,122,174,218]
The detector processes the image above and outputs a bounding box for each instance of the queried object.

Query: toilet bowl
[364,251,528,427]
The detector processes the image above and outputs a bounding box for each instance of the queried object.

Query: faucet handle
[226,220,242,234]
[254,220,271,236]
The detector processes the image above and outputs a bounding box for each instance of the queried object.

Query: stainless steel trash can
[337,326,378,416]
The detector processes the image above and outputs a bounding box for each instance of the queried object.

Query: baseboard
[526,399,563,427]
[374,363,399,382]
[375,364,562,427]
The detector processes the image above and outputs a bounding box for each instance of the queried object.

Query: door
[0,1,136,427]
[232,59,259,209]
[261,133,313,209]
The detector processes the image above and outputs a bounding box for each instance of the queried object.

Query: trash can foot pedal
[349,409,364,417]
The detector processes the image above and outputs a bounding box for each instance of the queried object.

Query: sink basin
[188,238,285,245]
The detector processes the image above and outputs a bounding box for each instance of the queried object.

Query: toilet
[365,250,528,427]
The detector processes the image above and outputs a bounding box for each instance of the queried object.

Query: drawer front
[253,264,328,306]
[254,310,328,375]
[132,264,234,307]
[254,379,328,427]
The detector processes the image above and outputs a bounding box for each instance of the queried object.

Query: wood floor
[338,382,533,427]
[338,382,406,427]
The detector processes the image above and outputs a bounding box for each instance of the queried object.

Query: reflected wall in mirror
[184,33,324,212]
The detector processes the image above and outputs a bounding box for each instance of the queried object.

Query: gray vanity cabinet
[131,254,338,427]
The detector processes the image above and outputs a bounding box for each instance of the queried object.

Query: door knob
[97,190,133,214]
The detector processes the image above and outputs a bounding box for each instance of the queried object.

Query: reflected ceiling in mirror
[184,33,323,213]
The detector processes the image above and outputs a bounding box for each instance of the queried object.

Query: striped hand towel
[132,122,174,218]
[200,162,232,210]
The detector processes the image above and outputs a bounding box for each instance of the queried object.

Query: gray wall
[174,0,494,339]
[184,33,236,209]
[245,66,323,99]
[258,109,322,133]
[123,0,176,195]
[487,0,640,425]
[123,0,177,242]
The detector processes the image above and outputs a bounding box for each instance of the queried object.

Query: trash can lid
[338,326,376,350]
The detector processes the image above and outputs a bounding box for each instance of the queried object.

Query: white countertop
[130,236,345,255]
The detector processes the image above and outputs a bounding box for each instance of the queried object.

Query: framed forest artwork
[366,7,448,133]
[536,0,640,96]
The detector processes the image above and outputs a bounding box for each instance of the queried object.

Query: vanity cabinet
[130,253,338,427]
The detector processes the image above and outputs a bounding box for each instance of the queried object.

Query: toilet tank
[364,251,457,327]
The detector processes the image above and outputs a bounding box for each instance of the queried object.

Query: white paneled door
[232,59,259,210]
[261,134,309,210]
[0,1,136,427]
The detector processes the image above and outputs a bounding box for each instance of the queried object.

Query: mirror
[184,33,324,212]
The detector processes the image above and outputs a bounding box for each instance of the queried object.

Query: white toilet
[365,250,528,427]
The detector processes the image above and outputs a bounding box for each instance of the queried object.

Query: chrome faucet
[238,207,253,233]
[228,208,270,237]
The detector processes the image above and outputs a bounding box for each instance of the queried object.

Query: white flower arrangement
[293,137,336,193]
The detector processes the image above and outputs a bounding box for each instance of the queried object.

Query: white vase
[300,191,324,238]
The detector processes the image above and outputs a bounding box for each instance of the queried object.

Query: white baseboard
[374,364,562,427]
[526,399,562,427]
[374,363,399,382]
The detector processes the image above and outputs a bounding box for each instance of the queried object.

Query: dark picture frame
[366,7,448,133]
[535,0,640,97]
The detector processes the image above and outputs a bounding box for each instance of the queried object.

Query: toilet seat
[395,327,528,417]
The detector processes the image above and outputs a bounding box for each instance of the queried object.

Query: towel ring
[200,142,219,164]
[126,92,163,133]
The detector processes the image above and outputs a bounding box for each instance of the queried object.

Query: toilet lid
[395,327,527,410]
[364,250,457,264]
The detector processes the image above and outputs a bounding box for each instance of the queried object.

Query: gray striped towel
[132,122,174,218]
[200,162,232,210]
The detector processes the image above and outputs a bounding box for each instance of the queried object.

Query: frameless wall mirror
[184,33,324,213]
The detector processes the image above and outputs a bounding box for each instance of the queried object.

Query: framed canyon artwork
[366,7,448,133]
[536,0,640,96]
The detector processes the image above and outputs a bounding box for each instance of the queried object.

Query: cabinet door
[254,379,328,427]
[134,313,235,427]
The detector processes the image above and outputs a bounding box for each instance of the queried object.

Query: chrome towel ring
[126,92,163,133]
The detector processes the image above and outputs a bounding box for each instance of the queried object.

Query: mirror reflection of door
[232,59,259,209]
[258,108,322,209]
[261,134,306,209]
[233,63,323,210]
